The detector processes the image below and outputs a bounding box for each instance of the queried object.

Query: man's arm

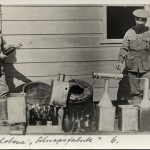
[116,31,129,70]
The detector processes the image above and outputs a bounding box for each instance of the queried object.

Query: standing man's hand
[116,62,122,70]
[0,53,7,59]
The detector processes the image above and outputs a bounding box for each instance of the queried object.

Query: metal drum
[68,79,93,104]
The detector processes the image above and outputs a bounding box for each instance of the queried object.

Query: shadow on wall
[117,69,132,101]
[4,50,32,93]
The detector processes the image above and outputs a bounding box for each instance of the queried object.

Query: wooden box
[118,105,138,132]
[7,93,26,124]
[0,125,10,135]
[139,107,150,131]
[96,105,116,131]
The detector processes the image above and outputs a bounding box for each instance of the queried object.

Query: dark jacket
[118,26,150,73]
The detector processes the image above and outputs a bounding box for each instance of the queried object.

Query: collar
[132,26,149,34]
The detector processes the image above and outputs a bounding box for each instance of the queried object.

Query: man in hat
[116,9,150,105]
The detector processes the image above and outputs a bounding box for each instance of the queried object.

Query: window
[106,6,144,39]
[101,5,145,44]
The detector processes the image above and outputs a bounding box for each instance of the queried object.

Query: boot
[131,94,142,106]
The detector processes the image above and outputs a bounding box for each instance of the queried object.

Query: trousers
[128,71,150,96]
[0,75,9,97]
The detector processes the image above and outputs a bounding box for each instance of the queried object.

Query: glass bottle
[42,106,47,125]
[76,112,80,129]
[90,111,97,132]
[71,109,75,125]
[52,106,59,125]
[84,114,90,132]
[80,111,85,129]
[29,104,36,125]
[48,106,53,121]
[46,106,52,121]
[62,108,71,132]
[36,106,42,125]
[72,112,79,132]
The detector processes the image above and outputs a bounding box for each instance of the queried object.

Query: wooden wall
[1,5,124,101]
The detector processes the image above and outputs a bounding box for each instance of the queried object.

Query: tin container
[96,105,116,131]
[118,105,138,132]
[139,107,150,131]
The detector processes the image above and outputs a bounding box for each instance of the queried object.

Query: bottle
[29,104,36,125]
[80,111,85,129]
[62,108,71,132]
[52,106,59,125]
[46,106,52,121]
[36,106,42,125]
[46,106,52,125]
[42,106,47,125]
[48,106,53,121]
[76,113,80,129]
[71,109,75,125]
[90,111,97,132]
[84,114,90,132]
[72,112,79,132]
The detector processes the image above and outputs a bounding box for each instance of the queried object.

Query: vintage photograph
[0,0,150,149]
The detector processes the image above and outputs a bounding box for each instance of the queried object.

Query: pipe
[92,72,123,80]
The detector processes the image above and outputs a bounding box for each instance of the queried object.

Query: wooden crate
[118,105,138,132]
[7,93,26,124]
[0,125,10,135]
[139,107,150,132]
[96,105,116,131]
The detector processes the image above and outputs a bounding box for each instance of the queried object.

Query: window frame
[101,4,145,45]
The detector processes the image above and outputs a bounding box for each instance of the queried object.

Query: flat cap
[133,9,150,18]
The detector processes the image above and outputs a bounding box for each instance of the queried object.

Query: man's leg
[139,71,150,97]
[0,75,9,97]
[128,71,142,105]
[0,75,9,120]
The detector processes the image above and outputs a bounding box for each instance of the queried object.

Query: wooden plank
[102,5,107,39]
[2,21,103,34]
[3,35,103,48]
[100,39,123,44]
[4,61,119,76]
[2,6,103,20]
[5,48,120,63]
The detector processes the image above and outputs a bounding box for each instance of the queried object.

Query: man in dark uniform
[116,9,150,105]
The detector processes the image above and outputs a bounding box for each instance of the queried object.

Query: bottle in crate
[36,105,42,125]
[41,106,47,125]
[29,105,36,125]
